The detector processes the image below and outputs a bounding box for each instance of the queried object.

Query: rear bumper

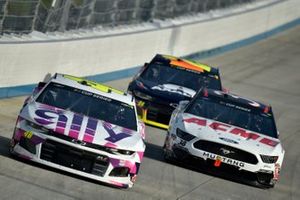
[136,99,173,129]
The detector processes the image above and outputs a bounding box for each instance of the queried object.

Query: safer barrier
[0,0,300,98]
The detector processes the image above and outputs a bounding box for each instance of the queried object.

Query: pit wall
[0,0,300,98]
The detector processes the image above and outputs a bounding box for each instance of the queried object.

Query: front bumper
[164,134,281,187]
[11,128,142,188]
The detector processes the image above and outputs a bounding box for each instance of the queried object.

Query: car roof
[197,88,273,115]
[150,54,219,75]
[50,73,135,106]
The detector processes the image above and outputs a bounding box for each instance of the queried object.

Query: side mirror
[32,82,46,96]
[38,82,46,88]
[175,100,189,110]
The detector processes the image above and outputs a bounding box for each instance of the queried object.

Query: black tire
[9,139,16,157]
[163,149,175,163]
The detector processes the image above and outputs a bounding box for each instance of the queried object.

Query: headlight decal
[176,128,196,141]
[260,155,279,163]
[274,163,281,180]
[13,128,26,141]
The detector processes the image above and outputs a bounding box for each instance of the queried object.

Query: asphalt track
[1,25,300,200]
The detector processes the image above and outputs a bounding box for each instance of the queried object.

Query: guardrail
[0,0,300,98]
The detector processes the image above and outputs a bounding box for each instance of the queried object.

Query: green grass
[40,0,84,9]
[41,0,53,9]
[72,0,84,7]
[7,1,36,16]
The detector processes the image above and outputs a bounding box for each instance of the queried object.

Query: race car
[128,54,222,129]
[10,73,146,188]
[164,88,285,188]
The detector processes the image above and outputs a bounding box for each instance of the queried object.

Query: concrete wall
[0,0,300,98]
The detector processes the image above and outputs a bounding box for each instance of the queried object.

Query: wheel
[256,172,276,188]
[163,148,175,163]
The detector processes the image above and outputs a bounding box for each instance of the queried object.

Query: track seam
[176,177,215,200]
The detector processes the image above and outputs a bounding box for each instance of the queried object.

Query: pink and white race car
[10,73,146,188]
[164,88,284,188]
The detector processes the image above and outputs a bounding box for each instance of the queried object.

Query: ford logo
[219,137,239,144]
[220,147,235,155]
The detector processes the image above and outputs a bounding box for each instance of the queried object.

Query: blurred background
[0,0,254,34]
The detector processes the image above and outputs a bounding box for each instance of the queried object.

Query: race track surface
[1,25,300,200]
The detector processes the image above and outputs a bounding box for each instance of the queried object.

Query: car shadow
[144,142,165,162]
[0,135,11,158]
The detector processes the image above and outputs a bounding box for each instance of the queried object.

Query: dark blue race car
[127,54,222,129]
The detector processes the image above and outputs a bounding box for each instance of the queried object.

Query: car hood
[19,102,145,152]
[132,78,196,102]
[179,113,282,155]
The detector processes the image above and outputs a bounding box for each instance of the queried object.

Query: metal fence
[0,0,254,34]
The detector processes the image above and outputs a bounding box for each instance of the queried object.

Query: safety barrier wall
[0,0,300,98]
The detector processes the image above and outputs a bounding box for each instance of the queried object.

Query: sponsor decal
[274,163,280,180]
[151,85,193,97]
[96,155,108,162]
[263,165,272,169]
[219,137,239,144]
[103,122,131,143]
[83,118,97,143]
[137,100,145,107]
[214,156,222,167]
[35,108,133,143]
[184,117,279,147]
[183,118,206,126]
[24,131,33,139]
[34,108,98,141]
[214,91,261,108]
[69,114,83,139]
[203,152,245,168]
[34,109,57,125]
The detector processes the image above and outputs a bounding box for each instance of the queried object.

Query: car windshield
[186,98,277,138]
[140,63,221,90]
[36,82,137,131]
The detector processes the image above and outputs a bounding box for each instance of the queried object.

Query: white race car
[10,73,146,188]
[164,88,284,188]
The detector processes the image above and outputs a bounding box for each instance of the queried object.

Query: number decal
[24,131,33,139]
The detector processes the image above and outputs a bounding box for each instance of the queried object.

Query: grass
[7,1,36,16]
